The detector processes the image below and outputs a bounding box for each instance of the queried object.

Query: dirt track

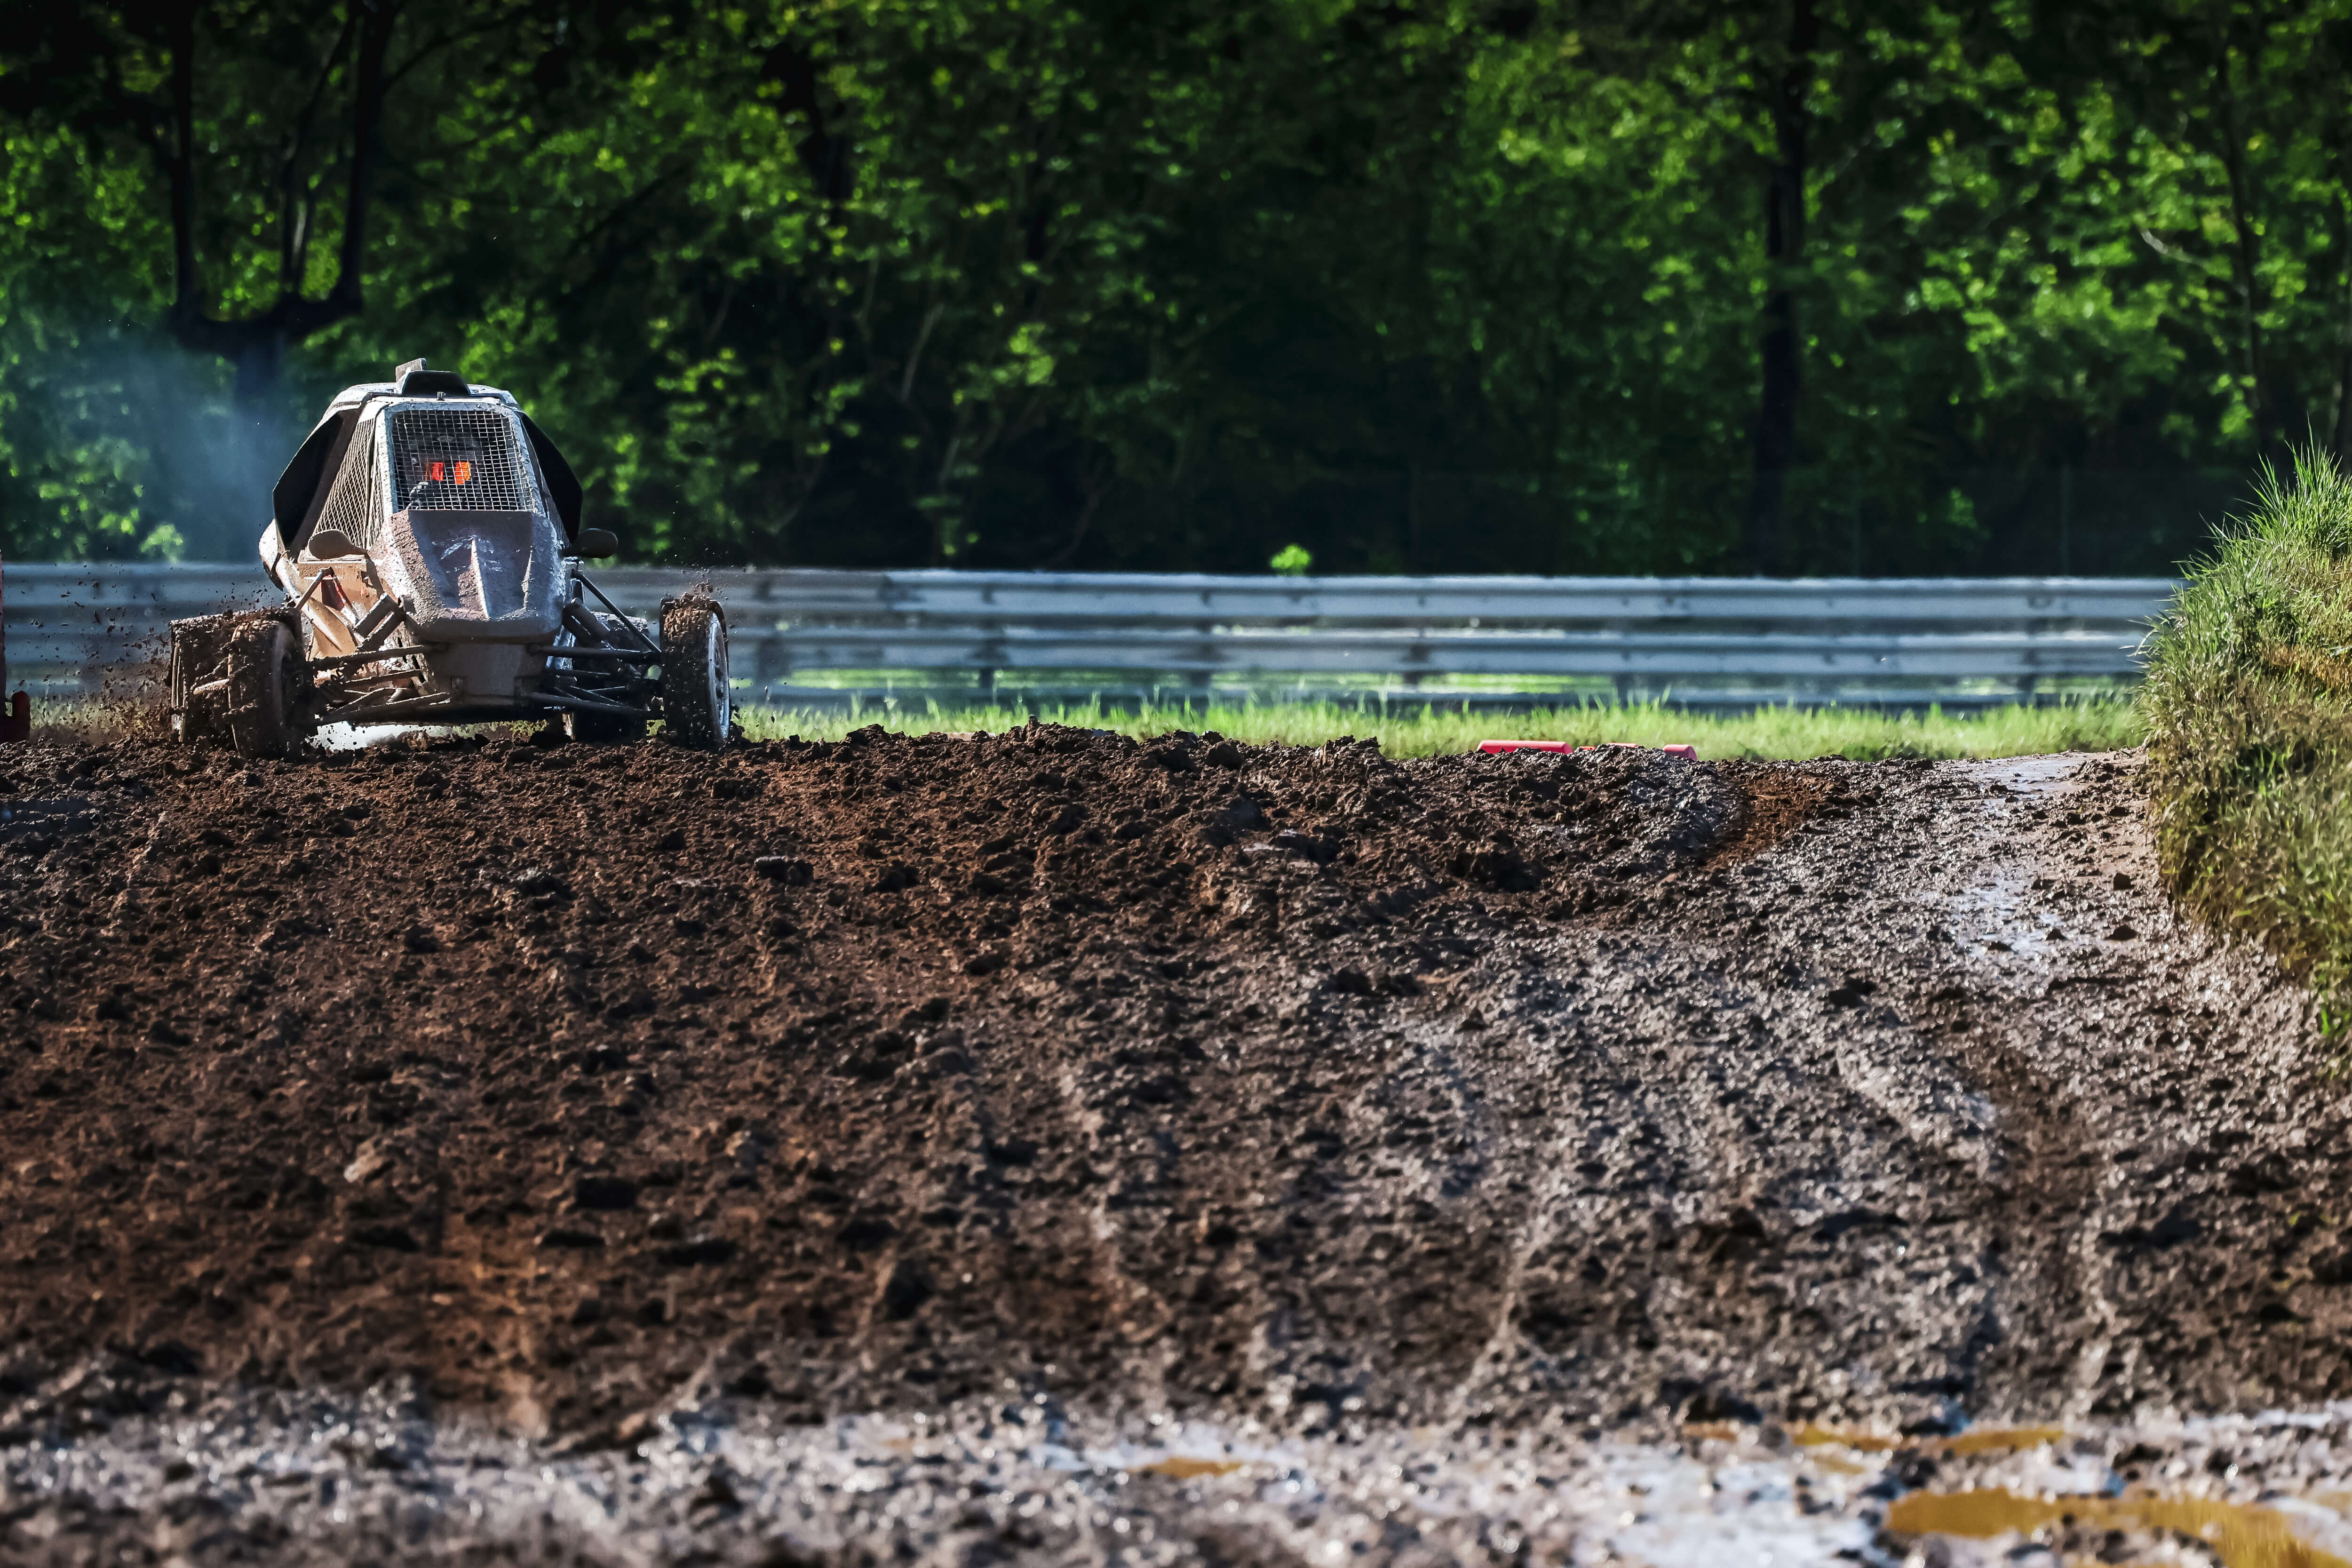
[0,725,2344,1557]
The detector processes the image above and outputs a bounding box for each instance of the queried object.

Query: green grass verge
[16,689,2141,764]
[2143,450,2352,1018]
[739,694,2142,761]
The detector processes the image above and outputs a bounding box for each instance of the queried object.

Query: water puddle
[1130,1454,1245,1480]
[1960,754,2087,799]
[16,1386,2352,1565]
[1888,1487,2352,1568]
[1939,755,2096,960]
[1942,1427,2068,1457]
[1947,864,2058,958]
[1792,1424,2066,1457]
[0,1389,1886,1565]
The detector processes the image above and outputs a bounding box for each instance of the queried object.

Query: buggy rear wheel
[659,598,731,750]
[226,620,303,759]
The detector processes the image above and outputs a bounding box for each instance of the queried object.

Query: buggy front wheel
[169,623,227,744]
[659,598,731,750]
[226,620,304,759]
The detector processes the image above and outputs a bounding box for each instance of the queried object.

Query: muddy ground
[0,726,2344,1560]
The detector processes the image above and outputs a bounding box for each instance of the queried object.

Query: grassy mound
[2143,451,2352,1012]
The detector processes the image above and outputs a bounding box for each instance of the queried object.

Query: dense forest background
[1,0,2346,575]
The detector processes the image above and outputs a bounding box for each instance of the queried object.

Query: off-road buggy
[169,358,731,756]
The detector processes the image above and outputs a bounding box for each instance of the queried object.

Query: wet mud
[0,727,2345,1561]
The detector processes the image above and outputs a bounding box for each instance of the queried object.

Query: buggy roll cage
[272,361,588,559]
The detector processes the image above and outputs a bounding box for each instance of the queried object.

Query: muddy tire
[659,598,731,751]
[168,622,230,745]
[569,709,649,744]
[225,620,302,759]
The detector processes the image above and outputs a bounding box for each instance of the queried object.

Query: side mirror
[573,527,619,559]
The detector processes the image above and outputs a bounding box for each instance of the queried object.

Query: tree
[1745,0,1819,574]
[5,0,2348,577]
[1,2,407,476]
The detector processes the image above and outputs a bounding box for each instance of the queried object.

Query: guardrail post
[0,551,23,743]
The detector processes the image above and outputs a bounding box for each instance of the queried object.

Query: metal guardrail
[0,562,2177,710]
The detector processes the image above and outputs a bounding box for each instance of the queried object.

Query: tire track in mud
[1929,763,2124,1424]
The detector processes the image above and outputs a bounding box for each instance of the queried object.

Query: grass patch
[739,694,2142,761]
[16,688,2142,764]
[2142,448,2352,1018]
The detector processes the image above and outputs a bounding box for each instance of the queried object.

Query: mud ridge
[0,731,2337,1456]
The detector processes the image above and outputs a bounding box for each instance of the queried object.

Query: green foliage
[738,693,2144,760]
[2142,446,2352,1014]
[3,0,2347,570]
[0,123,187,559]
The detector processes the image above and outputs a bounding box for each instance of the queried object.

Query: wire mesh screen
[387,405,540,514]
[311,422,386,553]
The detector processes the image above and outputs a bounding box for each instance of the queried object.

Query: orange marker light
[454,460,471,486]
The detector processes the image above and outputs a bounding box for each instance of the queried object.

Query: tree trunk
[2213,18,2268,449]
[166,6,199,320]
[231,334,285,411]
[160,0,397,420]
[2332,196,2352,469]
[2334,290,2352,471]
[760,35,853,204]
[1744,0,1818,576]
[229,334,287,520]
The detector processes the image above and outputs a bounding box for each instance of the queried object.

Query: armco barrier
[0,563,2178,710]
[0,554,29,740]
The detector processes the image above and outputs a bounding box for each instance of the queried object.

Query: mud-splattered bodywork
[164,361,720,747]
[260,375,586,724]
